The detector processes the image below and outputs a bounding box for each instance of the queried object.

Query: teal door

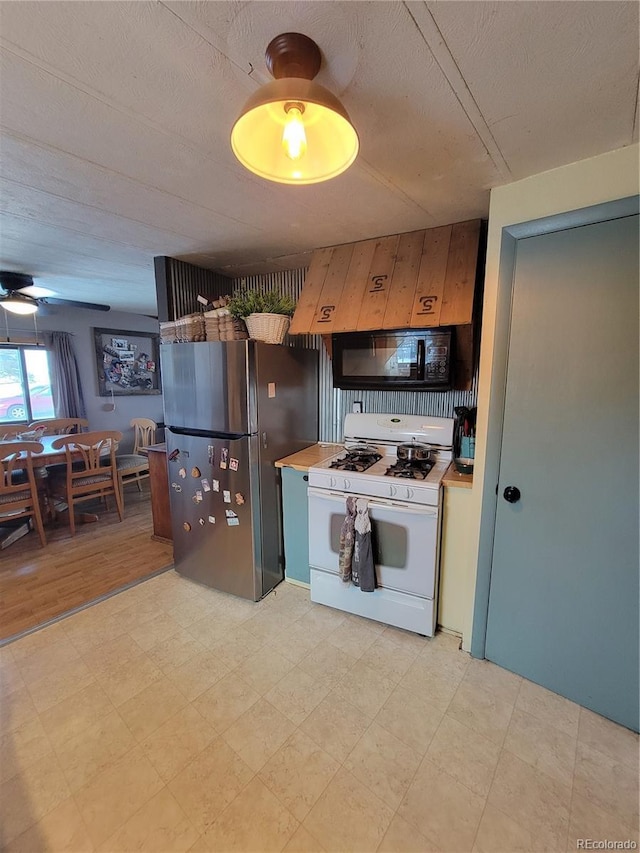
[485,214,639,731]
[281,467,311,585]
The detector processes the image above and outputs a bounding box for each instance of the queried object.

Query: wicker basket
[244,313,290,344]
[159,320,177,344]
[175,314,206,342]
[204,309,248,342]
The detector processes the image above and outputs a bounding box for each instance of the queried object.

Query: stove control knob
[405,487,414,499]
[389,485,397,497]
[330,476,336,488]
[343,478,351,490]
[503,486,521,503]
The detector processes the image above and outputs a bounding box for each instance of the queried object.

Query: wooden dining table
[1,434,119,467]
[25,434,80,469]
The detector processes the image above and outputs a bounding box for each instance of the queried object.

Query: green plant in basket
[228,289,296,319]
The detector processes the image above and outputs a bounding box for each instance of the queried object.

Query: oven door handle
[308,487,438,515]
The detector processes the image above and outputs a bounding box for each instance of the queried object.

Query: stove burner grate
[385,459,434,480]
[329,451,382,473]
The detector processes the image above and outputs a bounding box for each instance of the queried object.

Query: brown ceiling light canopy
[231,32,359,185]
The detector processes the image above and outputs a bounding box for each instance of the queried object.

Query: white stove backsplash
[342,412,455,451]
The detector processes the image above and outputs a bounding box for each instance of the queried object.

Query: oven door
[307,487,439,597]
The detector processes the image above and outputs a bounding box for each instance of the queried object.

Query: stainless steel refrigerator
[161,340,318,600]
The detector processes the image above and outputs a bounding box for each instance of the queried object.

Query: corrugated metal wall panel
[323,381,479,442]
[155,257,231,321]
[232,269,478,442]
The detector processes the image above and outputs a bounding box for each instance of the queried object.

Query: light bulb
[0,295,38,315]
[282,104,307,161]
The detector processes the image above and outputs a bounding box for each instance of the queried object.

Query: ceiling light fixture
[231,32,359,185]
[0,292,39,315]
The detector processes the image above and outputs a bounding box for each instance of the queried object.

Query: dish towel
[352,498,376,592]
[338,496,357,583]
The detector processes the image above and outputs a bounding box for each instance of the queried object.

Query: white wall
[2,306,163,453]
[464,143,640,650]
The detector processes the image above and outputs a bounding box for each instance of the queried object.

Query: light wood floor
[0,483,174,642]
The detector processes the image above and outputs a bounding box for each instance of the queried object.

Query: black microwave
[331,328,453,391]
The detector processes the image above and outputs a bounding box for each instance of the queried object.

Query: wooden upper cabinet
[288,219,482,335]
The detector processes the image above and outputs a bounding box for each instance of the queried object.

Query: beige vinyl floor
[0,571,638,853]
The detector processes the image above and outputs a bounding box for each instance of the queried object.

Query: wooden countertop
[443,462,474,489]
[275,443,343,472]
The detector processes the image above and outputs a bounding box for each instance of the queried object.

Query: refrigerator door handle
[168,425,249,440]
[262,431,268,449]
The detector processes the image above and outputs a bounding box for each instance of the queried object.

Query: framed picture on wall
[93,328,162,396]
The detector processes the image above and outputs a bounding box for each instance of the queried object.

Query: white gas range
[308,413,455,636]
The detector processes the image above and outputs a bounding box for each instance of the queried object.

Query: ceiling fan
[0,272,110,315]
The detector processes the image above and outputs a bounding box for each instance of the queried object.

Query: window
[0,345,55,424]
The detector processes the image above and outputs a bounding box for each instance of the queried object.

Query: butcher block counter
[442,462,473,489]
[274,443,342,472]
[275,443,341,586]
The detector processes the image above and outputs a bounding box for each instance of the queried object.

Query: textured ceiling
[0,1,637,315]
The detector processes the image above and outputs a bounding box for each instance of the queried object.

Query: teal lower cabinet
[281,467,310,586]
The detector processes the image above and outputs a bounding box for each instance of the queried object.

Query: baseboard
[284,577,310,590]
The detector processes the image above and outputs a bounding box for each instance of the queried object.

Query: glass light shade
[0,293,38,314]
[231,78,359,185]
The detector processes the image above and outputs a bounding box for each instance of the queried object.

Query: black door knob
[503,486,521,503]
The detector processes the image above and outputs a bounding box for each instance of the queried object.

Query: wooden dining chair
[31,419,90,480]
[29,418,89,435]
[0,441,47,546]
[48,430,124,535]
[116,417,156,498]
[1,425,29,440]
